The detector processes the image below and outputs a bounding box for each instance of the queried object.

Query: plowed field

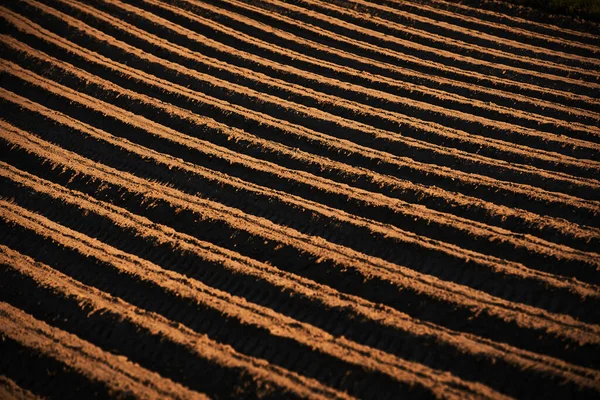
[1,0,599,398]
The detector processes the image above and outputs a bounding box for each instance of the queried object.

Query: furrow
[318,0,600,70]
[0,246,353,400]
[0,302,207,400]
[2,33,597,259]
[2,122,599,369]
[0,202,505,400]
[190,0,600,103]
[2,0,599,396]
[152,0,600,125]
[18,0,600,191]
[3,9,600,227]
[5,70,600,314]
[3,163,600,399]
[2,71,600,305]
[243,0,600,85]
[65,0,600,170]
[133,0,600,144]
[374,0,600,53]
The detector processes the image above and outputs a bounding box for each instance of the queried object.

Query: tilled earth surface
[0,0,599,398]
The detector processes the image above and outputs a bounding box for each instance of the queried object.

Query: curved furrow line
[151,0,600,124]
[130,0,600,144]
[3,84,600,316]
[66,0,600,170]
[7,38,597,233]
[19,0,600,188]
[0,301,208,400]
[246,0,600,83]
[2,38,597,257]
[0,60,577,277]
[1,0,599,395]
[0,247,353,400]
[4,10,600,215]
[372,0,600,52]
[316,0,600,70]
[3,165,600,399]
[6,53,600,286]
[2,70,600,296]
[187,0,600,102]
[0,201,507,400]
[2,123,599,369]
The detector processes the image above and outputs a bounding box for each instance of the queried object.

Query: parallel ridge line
[74,0,600,168]
[23,0,600,187]
[8,84,600,330]
[130,0,600,143]
[4,7,600,223]
[2,122,599,369]
[3,32,598,256]
[321,0,600,69]
[187,0,600,104]
[1,0,599,397]
[156,0,600,125]
[238,0,600,85]
[377,0,600,50]
[3,68,600,297]
[0,301,208,400]
[0,246,352,400]
[3,162,599,398]
[0,200,504,399]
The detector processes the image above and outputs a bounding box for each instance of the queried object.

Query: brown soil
[1,0,599,398]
